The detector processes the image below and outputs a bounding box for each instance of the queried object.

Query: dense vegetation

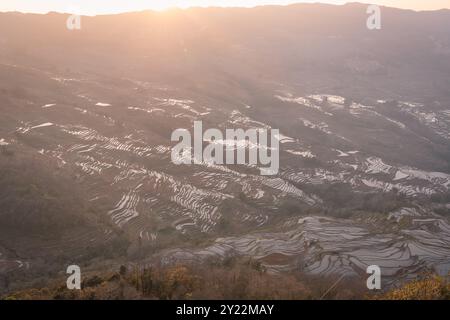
[1,258,369,300]
[3,259,448,300]
[379,275,450,300]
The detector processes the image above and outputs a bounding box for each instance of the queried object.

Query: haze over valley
[0,3,449,299]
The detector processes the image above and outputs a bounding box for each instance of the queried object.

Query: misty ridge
[1,3,450,98]
[0,2,449,300]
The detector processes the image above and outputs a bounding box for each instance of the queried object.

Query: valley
[0,3,449,297]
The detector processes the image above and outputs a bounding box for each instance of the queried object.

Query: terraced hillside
[0,3,449,294]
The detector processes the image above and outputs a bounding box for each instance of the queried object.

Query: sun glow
[97,1,301,14]
[0,0,448,15]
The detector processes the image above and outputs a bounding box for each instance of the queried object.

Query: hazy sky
[1,1,449,15]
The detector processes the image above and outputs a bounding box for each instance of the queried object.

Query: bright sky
[1,1,449,15]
